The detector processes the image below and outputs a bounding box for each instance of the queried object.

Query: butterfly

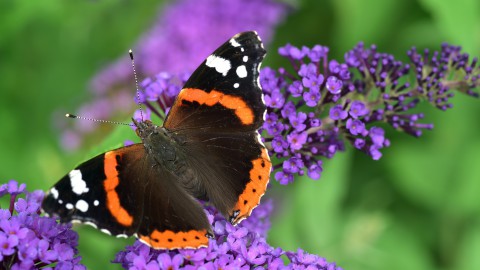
[42,31,271,249]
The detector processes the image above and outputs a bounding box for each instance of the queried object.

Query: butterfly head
[132,118,157,140]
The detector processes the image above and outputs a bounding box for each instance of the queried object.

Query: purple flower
[354,138,366,149]
[346,119,366,136]
[289,112,308,132]
[6,180,25,196]
[369,145,383,160]
[326,76,343,94]
[349,101,369,119]
[0,233,18,256]
[298,63,318,78]
[369,126,385,146]
[287,132,308,151]
[157,253,183,270]
[279,44,306,60]
[281,101,297,118]
[303,73,324,92]
[307,163,323,180]
[288,80,304,97]
[308,45,329,62]
[272,136,288,153]
[265,90,286,108]
[303,90,321,107]
[283,157,305,174]
[329,105,348,120]
[0,180,85,269]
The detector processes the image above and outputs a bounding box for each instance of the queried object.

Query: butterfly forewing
[165,31,266,132]
[163,31,271,224]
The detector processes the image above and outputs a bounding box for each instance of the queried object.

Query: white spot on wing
[236,65,247,78]
[69,170,89,195]
[94,200,99,206]
[243,56,248,62]
[66,203,73,210]
[230,38,241,47]
[50,187,59,199]
[84,221,98,229]
[101,229,111,235]
[116,234,128,238]
[206,54,231,76]
[256,132,266,148]
[76,200,89,212]
[58,200,63,204]
[234,83,239,88]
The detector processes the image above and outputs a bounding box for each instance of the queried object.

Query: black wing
[42,144,212,249]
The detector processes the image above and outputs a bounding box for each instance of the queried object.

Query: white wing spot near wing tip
[69,169,89,195]
[66,203,73,210]
[206,54,231,76]
[71,220,81,224]
[58,199,63,204]
[241,48,245,52]
[230,38,241,47]
[101,229,112,236]
[234,83,240,88]
[94,200,99,206]
[116,234,128,239]
[243,56,248,62]
[236,65,248,78]
[50,187,59,199]
[76,200,89,212]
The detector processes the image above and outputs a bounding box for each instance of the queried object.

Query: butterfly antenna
[129,49,144,121]
[65,114,134,127]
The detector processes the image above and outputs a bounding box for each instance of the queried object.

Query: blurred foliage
[0,0,479,269]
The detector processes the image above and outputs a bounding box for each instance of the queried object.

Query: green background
[1,0,479,269]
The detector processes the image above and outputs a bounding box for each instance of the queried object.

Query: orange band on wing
[139,229,208,249]
[231,148,271,225]
[104,151,133,227]
[179,88,254,125]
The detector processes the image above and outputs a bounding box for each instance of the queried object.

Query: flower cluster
[0,180,85,270]
[113,200,341,270]
[259,42,479,184]
[59,0,287,150]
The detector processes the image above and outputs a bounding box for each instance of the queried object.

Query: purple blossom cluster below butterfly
[137,42,478,185]
[0,180,85,270]
[113,200,342,270]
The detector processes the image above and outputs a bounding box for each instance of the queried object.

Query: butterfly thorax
[133,119,176,167]
[133,119,199,192]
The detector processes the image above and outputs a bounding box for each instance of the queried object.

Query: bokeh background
[1,0,480,269]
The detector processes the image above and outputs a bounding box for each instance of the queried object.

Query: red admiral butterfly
[42,31,271,249]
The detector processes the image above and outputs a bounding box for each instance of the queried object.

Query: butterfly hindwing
[179,131,271,225]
